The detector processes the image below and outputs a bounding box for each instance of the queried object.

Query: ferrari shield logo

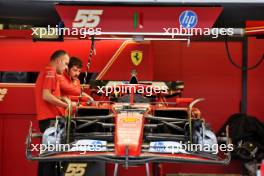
[131,50,143,66]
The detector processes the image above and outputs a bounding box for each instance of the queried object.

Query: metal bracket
[125,145,129,169]
[145,162,150,176]
[114,163,119,176]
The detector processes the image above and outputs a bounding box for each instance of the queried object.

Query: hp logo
[179,10,198,28]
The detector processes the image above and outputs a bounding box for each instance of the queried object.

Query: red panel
[0,30,32,39]
[56,5,222,32]
[0,85,38,175]
[247,37,264,119]
[0,84,36,115]
[1,115,38,176]
[181,41,242,132]
[246,21,264,28]
[0,119,3,176]
[100,41,153,80]
[246,21,264,35]
[0,39,123,72]
[152,41,183,80]
[162,161,242,174]
[153,41,242,131]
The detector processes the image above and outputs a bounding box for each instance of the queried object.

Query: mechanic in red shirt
[58,56,93,101]
[35,50,75,176]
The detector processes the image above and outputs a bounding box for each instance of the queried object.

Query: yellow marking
[65,163,88,176]
[123,117,138,123]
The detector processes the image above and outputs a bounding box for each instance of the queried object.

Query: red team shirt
[58,71,81,97]
[35,65,62,120]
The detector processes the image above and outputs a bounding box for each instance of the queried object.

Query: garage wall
[151,38,264,175]
[152,41,242,132]
[0,85,37,176]
[247,37,264,119]
[0,39,123,72]
[0,115,38,176]
[0,37,263,176]
[151,41,242,174]
[151,38,264,126]
[0,119,2,175]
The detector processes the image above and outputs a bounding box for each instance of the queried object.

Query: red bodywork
[115,112,144,156]
[25,82,231,167]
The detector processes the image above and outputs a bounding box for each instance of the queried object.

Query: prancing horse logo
[131,50,143,66]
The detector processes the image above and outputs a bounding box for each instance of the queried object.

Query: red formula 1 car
[26,80,231,176]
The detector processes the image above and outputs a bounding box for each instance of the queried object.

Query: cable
[83,36,96,84]
[80,36,96,105]
[64,98,72,144]
[224,37,264,71]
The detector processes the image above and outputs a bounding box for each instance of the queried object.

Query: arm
[41,69,77,109]
[81,92,94,101]
[42,89,68,108]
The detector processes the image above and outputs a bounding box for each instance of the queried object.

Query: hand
[60,96,70,103]
[64,101,77,116]
[87,95,94,102]
[71,101,77,108]
[82,92,94,102]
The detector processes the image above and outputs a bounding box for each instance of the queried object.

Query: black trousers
[38,118,59,176]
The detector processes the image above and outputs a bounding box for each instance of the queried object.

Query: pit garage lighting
[83,31,192,43]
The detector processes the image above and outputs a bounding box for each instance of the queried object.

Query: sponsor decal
[179,10,198,28]
[65,163,87,176]
[72,9,103,28]
[133,12,144,29]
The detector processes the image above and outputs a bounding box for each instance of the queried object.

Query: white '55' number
[72,10,103,28]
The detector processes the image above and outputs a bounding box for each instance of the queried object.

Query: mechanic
[58,56,94,101]
[35,50,75,176]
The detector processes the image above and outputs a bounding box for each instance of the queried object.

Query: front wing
[26,124,231,166]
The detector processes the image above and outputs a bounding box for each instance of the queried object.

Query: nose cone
[115,112,144,156]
